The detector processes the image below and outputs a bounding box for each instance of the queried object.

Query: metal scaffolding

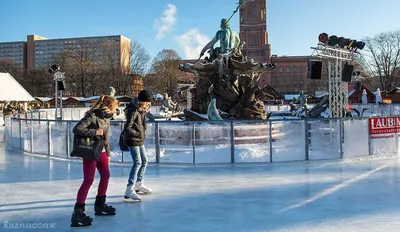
[311,44,358,118]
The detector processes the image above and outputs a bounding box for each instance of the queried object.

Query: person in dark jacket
[70,95,119,227]
[123,90,152,202]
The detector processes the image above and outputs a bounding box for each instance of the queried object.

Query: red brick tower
[239,0,271,63]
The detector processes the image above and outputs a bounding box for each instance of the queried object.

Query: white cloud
[175,28,210,59]
[154,4,177,41]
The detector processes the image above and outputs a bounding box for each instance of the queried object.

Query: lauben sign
[369,117,400,135]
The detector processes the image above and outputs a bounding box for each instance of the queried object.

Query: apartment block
[1,34,131,73]
[0,41,27,70]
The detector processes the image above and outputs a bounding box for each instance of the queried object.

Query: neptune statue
[199,18,242,62]
[179,0,275,120]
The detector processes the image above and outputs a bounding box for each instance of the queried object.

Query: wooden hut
[348,85,376,104]
[384,88,400,103]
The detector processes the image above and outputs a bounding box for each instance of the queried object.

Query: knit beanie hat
[138,90,152,102]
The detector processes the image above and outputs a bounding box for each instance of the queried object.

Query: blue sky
[1,0,399,60]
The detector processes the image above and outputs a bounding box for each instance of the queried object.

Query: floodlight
[318,33,328,44]
[338,37,350,48]
[328,35,339,46]
[355,41,365,50]
[48,64,60,74]
[348,40,357,49]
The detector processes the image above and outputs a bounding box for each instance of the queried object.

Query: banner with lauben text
[369,116,400,139]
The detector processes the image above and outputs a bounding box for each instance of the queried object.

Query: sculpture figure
[179,0,275,121]
[107,87,116,97]
[161,93,181,113]
[199,18,241,62]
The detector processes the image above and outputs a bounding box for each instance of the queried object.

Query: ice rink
[1,126,400,232]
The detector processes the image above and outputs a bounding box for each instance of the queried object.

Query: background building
[27,34,130,72]
[240,0,311,94]
[131,75,143,97]
[0,41,27,70]
[239,0,271,62]
[1,34,130,73]
[268,56,309,94]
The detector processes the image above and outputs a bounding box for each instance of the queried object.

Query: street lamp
[48,64,65,120]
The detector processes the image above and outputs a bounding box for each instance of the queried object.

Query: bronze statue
[179,0,275,121]
[199,18,241,62]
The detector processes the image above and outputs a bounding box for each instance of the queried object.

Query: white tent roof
[0,72,34,101]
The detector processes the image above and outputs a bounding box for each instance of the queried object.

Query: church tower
[239,0,271,63]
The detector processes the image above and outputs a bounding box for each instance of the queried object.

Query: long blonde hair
[86,95,119,115]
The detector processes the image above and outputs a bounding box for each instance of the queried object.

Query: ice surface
[2,125,400,231]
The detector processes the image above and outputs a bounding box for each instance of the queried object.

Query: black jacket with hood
[123,98,147,147]
[73,109,112,160]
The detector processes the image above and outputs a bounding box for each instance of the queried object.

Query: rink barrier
[264,103,400,115]
[3,108,400,164]
[9,103,400,122]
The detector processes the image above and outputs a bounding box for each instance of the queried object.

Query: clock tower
[239,0,271,63]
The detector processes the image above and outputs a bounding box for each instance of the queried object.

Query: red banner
[369,116,400,135]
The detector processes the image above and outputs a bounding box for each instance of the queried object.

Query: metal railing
[15,104,400,121]
[4,109,398,164]
[264,103,400,116]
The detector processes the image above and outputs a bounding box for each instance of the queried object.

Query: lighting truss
[311,43,359,118]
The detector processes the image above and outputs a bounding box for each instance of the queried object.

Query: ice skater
[123,90,153,202]
[70,95,119,227]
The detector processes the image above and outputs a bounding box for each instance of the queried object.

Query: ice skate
[94,204,116,216]
[70,208,93,227]
[94,196,116,216]
[124,186,142,202]
[135,181,152,194]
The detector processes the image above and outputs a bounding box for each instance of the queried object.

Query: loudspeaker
[57,80,66,90]
[342,64,354,82]
[307,60,322,79]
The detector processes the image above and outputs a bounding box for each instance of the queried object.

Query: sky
[1,0,400,61]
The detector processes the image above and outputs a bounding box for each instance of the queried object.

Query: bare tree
[130,41,150,76]
[0,59,19,74]
[23,69,54,97]
[97,41,122,95]
[361,30,400,91]
[0,60,45,96]
[52,41,101,97]
[148,49,189,96]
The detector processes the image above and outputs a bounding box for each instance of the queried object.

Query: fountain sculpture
[179,0,276,121]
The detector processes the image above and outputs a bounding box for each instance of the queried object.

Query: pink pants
[76,152,110,204]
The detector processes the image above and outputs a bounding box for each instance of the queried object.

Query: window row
[0,55,23,60]
[271,76,305,83]
[0,52,23,56]
[0,48,23,52]
[0,43,24,48]
[274,66,306,73]
[272,83,305,89]
[35,38,120,47]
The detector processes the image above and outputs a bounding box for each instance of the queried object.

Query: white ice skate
[135,181,152,194]
[124,186,142,202]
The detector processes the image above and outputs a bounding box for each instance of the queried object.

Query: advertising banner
[369,116,400,139]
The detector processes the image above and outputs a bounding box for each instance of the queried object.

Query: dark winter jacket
[123,99,147,147]
[73,109,112,158]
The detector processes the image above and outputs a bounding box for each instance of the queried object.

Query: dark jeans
[127,145,148,187]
